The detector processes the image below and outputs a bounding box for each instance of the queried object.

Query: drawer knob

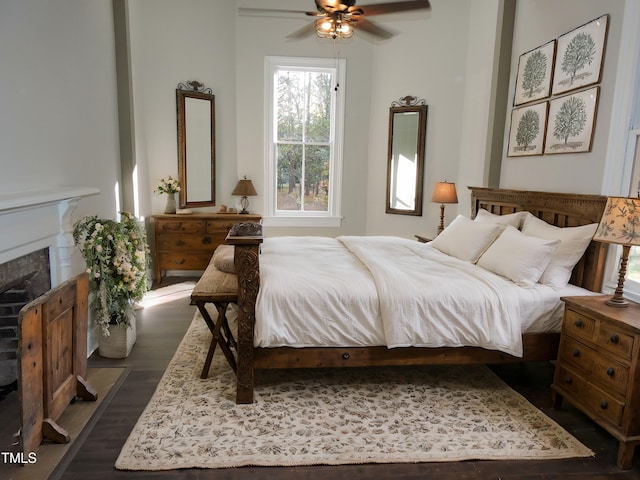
[610,334,619,344]
[572,349,580,357]
[342,352,350,360]
[606,367,615,377]
[202,236,212,245]
[600,401,608,410]
[564,377,572,385]
[175,239,186,246]
[574,319,584,328]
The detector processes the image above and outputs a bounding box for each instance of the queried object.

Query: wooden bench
[190,251,238,379]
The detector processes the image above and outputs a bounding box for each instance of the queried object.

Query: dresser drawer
[596,322,635,361]
[156,252,210,271]
[555,364,625,427]
[156,219,205,234]
[563,309,596,342]
[559,336,629,396]
[206,220,236,235]
[156,234,217,252]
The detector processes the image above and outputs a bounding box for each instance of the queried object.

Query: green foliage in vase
[73,212,150,336]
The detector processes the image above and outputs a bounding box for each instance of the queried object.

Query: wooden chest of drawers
[552,296,640,469]
[152,213,261,284]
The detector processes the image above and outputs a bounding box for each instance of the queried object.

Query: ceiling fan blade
[315,0,357,13]
[238,7,313,18]
[286,22,317,40]
[353,18,393,39]
[359,0,431,16]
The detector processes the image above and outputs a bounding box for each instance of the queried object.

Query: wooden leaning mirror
[176,80,216,208]
[386,96,428,216]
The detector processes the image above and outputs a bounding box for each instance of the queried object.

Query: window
[264,56,346,227]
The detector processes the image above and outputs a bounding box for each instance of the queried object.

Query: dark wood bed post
[226,230,263,404]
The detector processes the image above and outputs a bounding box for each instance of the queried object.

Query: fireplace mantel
[0,187,99,287]
[0,187,99,213]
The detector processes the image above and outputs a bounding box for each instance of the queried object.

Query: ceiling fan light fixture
[315,15,354,39]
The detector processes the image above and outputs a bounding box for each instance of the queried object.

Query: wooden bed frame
[226,187,608,404]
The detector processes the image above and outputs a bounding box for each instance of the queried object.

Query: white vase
[98,316,137,358]
[164,193,177,214]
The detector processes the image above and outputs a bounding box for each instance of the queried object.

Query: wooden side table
[552,295,640,469]
[415,234,431,243]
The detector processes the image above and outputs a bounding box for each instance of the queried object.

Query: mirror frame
[385,96,428,216]
[176,80,216,208]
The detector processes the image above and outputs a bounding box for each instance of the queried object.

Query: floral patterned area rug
[115,311,592,470]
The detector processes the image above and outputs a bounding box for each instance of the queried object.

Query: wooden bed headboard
[468,187,608,292]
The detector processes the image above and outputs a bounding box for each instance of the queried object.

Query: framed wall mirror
[386,96,428,216]
[176,80,215,208]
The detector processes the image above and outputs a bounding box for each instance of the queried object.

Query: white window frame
[263,56,346,228]
[601,1,640,302]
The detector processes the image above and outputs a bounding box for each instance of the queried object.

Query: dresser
[552,295,640,469]
[152,213,261,284]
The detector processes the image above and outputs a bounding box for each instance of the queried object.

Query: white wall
[365,0,471,239]
[128,0,238,218]
[499,0,625,193]
[0,0,121,223]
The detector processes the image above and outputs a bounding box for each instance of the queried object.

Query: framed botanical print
[552,15,608,95]
[544,86,599,154]
[513,40,556,106]
[507,102,548,157]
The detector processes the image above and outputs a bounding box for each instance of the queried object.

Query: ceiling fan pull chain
[333,40,341,92]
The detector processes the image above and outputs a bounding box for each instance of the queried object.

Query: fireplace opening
[0,249,51,398]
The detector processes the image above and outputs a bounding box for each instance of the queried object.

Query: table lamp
[232,176,258,214]
[431,181,458,235]
[593,197,640,307]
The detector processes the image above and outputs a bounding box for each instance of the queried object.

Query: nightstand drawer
[596,323,635,361]
[559,336,629,396]
[555,364,625,427]
[563,309,596,341]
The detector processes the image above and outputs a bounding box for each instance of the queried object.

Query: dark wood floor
[5,277,640,479]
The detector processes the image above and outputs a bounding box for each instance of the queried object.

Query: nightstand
[414,234,431,243]
[552,295,640,469]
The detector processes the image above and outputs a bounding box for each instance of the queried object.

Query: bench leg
[197,302,237,378]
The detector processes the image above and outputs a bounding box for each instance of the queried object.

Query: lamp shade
[431,182,458,204]
[231,178,257,197]
[593,197,640,246]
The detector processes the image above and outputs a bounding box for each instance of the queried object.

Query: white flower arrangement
[155,176,181,195]
[73,212,150,336]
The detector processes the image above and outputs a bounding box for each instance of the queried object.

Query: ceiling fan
[240,0,431,41]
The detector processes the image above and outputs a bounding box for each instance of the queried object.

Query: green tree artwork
[560,32,596,86]
[553,96,587,146]
[515,109,540,151]
[521,50,547,99]
[552,15,607,95]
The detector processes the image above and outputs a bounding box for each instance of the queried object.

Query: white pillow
[521,214,598,289]
[429,215,504,263]
[477,226,560,287]
[474,209,527,229]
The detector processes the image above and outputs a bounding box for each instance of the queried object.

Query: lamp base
[605,245,632,308]
[605,296,630,308]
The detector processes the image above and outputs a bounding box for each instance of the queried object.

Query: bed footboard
[226,226,263,404]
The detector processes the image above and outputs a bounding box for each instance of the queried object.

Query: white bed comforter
[254,236,570,357]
